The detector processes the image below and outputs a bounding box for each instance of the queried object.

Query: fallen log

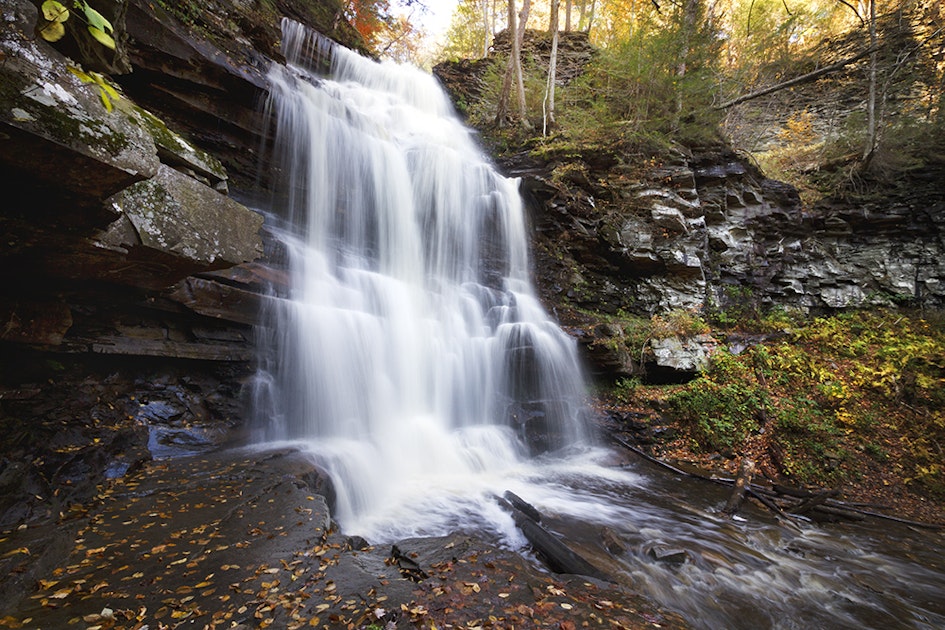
[746,487,796,519]
[809,504,866,522]
[496,495,609,581]
[612,433,945,529]
[503,490,542,523]
[789,489,838,516]
[611,434,727,485]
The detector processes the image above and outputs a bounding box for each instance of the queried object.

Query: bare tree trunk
[565,0,572,31]
[515,0,532,126]
[864,0,878,162]
[722,458,755,516]
[495,1,517,126]
[717,44,877,108]
[496,0,532,128]
[544,0,560,134]
[586,0,597,34]
[675,0,701,126]
[481,0,491,58]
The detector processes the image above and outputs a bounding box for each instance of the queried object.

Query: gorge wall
[435,32,945,378]
[0,0,364,530]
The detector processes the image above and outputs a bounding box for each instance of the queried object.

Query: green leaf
[67,66,94,83]
[79,2,114,34]
[39,21,67,42]
[100,82,120,100]
[98,88,113,112]
[42,1,70,23]
[87,26,116,50]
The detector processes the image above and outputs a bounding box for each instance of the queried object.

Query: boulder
[104,164,264,271]
[649,334,719,373]
[0,0,159,206]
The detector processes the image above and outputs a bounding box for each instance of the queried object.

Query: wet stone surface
[0,447,686,629]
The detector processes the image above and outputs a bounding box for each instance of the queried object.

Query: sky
[394,0,460,40]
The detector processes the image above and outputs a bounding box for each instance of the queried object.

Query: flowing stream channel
[252,20,945,629]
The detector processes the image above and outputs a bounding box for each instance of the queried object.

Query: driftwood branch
[495,494,610,581]
[722,458,755,516]
[612,434,945,529]
[789,489,838,516]
[717,46,877,109]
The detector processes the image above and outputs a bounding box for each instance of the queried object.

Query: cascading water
[251,20,945,630]
[253,19,593,540]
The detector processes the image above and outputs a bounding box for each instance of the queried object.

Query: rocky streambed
[0,438,684,630]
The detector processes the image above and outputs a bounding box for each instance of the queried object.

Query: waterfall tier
[253,20,591,538]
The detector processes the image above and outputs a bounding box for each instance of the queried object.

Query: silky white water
[253,19,597,541]
[250,20,945,630]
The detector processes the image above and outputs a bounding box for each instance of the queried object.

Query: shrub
[666,351,766,452]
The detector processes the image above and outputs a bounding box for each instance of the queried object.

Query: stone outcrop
[526,144,945,319]
[0,0,276,354]
[437,33,944,379]
[0,0,291,531]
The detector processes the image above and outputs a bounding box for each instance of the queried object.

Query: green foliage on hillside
[663,310,945,494]
[442,1,945,202]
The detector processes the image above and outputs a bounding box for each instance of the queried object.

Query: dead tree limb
[495,496,610,581]
[789,489,838,516]
[611,434,727,485]
[611,434,945,529]
[722,458,756,516]
[716,46,878,109]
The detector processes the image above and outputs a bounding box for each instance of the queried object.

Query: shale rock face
[518,142,945,321]
[437,35,944,378]
[0,0,285,533]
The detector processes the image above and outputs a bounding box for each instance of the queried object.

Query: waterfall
[253,20,592,540]
[245,25,945,630]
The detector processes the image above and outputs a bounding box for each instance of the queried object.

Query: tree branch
[716,45,877,109]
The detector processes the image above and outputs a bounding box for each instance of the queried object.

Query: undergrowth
[654,310,945,494]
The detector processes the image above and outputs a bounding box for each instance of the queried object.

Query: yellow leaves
[464,581,481,593]
[67,66,120,112]
[39,1,69,42]
[1,547,30,558]
[49,587,74,599]
[38,1,115,49]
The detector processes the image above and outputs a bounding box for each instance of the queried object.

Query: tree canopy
[427,0,944,200]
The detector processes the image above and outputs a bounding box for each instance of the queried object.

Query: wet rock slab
[0,447,686,629]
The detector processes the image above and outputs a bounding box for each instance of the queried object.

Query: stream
[247,18,945,630]
[256,437,945,630]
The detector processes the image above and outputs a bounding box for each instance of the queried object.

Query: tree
[495,0,532,127]
[544,0,561,133]
[481,0,492,57]
[345,0,427,52]
[863,0,878,162]
[442,0,507,60]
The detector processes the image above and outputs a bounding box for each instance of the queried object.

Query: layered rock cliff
[434,32,945,379]
[0,0,363,529]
